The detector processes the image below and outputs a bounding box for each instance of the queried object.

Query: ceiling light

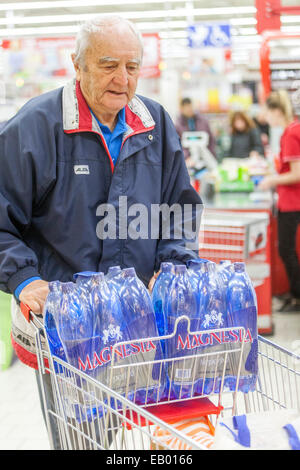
[0,1,256,13]
[0,25,78,37]
[0,12,259,27]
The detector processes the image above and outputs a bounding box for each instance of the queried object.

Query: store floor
[0,307,300,451]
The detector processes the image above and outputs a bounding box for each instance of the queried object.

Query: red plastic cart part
[20,302,32,323]
[123,397,223,430]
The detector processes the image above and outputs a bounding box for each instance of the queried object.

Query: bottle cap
[161,262,173,272]
[174,264,187,274]
[62,282,76,293]
[220,260,231,266]
[123,267,136,277]
[73,271,98,281]
[234,262,245,272]
[91,272,105,283]
[207,261,216,273]
[187,259,202,270]
[108,266,121,275]
[49,280,62,293]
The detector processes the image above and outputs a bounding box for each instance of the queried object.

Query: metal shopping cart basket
[20,303,300,451]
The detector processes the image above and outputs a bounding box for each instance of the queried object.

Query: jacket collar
[62,79,155,136]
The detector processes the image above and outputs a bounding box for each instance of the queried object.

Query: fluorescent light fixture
[234,27,258,35]
[0,12,259,27]
[159,31,188,39]
[230,18,257,26]
[0,25,79,37]
[282,25,300,32]
[282,16,300,23]
[0,1,256,13]
[138,20,188,30]
[0,0,184,11]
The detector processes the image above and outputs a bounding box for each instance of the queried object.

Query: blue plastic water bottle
[55,282,94,375]
[44,281,67,363]
[226,262,258,393]
[118,267,165,405]
[196,261,228,395]
[187,259,208,316]
[151,262,174,343]
[166,264,198,399]
[106,267,125,295]
[218,260,234,290]
[74,272,99,337]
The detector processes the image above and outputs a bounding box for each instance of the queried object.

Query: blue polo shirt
[92,106,127,165]
[14,107,127,301]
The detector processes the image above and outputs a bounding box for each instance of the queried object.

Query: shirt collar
[90,106,127,137]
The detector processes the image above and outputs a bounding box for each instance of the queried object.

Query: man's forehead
[91,26,141,49]
[99,56,141,64]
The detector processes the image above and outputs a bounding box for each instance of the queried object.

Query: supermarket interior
[1,0,300,452]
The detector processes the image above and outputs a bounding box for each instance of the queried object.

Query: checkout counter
[197,168,290,335]
[183,133,292,335]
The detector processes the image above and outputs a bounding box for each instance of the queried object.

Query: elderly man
[0,16,202,448]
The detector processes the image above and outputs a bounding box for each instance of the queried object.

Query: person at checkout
[227,111,264,159]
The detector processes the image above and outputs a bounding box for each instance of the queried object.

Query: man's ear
[71,53,81,81]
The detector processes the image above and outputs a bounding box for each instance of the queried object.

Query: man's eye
[127,66,139,73]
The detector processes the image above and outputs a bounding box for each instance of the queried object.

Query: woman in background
[228,111,264,159]
[258,90,300,312]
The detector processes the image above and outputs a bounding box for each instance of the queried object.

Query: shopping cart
[20,303,300,451]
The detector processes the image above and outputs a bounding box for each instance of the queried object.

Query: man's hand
[148,271,160,293]
[19,279,49,315]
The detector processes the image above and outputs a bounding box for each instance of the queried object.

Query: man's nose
[113,66,129,86]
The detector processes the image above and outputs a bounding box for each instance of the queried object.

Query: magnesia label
[76,338,160,396]
[167,308,257,383]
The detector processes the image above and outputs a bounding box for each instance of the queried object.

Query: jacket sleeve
[154,109,203,271]
[0,117,52,294]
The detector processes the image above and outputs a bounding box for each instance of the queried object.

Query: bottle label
[166,308,257,386]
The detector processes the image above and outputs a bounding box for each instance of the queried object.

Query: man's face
[181,103,194,119]
[73,24,142,115]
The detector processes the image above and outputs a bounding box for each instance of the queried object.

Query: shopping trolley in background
[199,209,272,334]
[20,303,300,451]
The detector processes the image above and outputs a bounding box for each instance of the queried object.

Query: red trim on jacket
[76,80,93,131]
[125,105,145,133]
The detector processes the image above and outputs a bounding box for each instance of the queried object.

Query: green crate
[0,292,13,371]
[218,180,254,193]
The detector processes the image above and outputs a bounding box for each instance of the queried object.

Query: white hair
[73,15,144,65]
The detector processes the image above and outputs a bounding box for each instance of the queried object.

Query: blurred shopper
[227,110,264,159]
[0,15,202,448]
[175,97,216,160]
[258,90,300,312]
[253,107,270,147]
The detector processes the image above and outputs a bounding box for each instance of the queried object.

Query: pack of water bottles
[152,260,258,399]
[44,267,165,419]
[44,259,258,420]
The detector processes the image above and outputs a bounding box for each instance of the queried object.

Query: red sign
[140,33,161,79]
[256,0,281,34]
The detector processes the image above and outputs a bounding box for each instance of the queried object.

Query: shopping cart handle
[20,302,32,323]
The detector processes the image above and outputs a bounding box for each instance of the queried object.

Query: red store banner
[140,33,161,79]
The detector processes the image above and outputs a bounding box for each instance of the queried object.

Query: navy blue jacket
[0,79,202,295]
